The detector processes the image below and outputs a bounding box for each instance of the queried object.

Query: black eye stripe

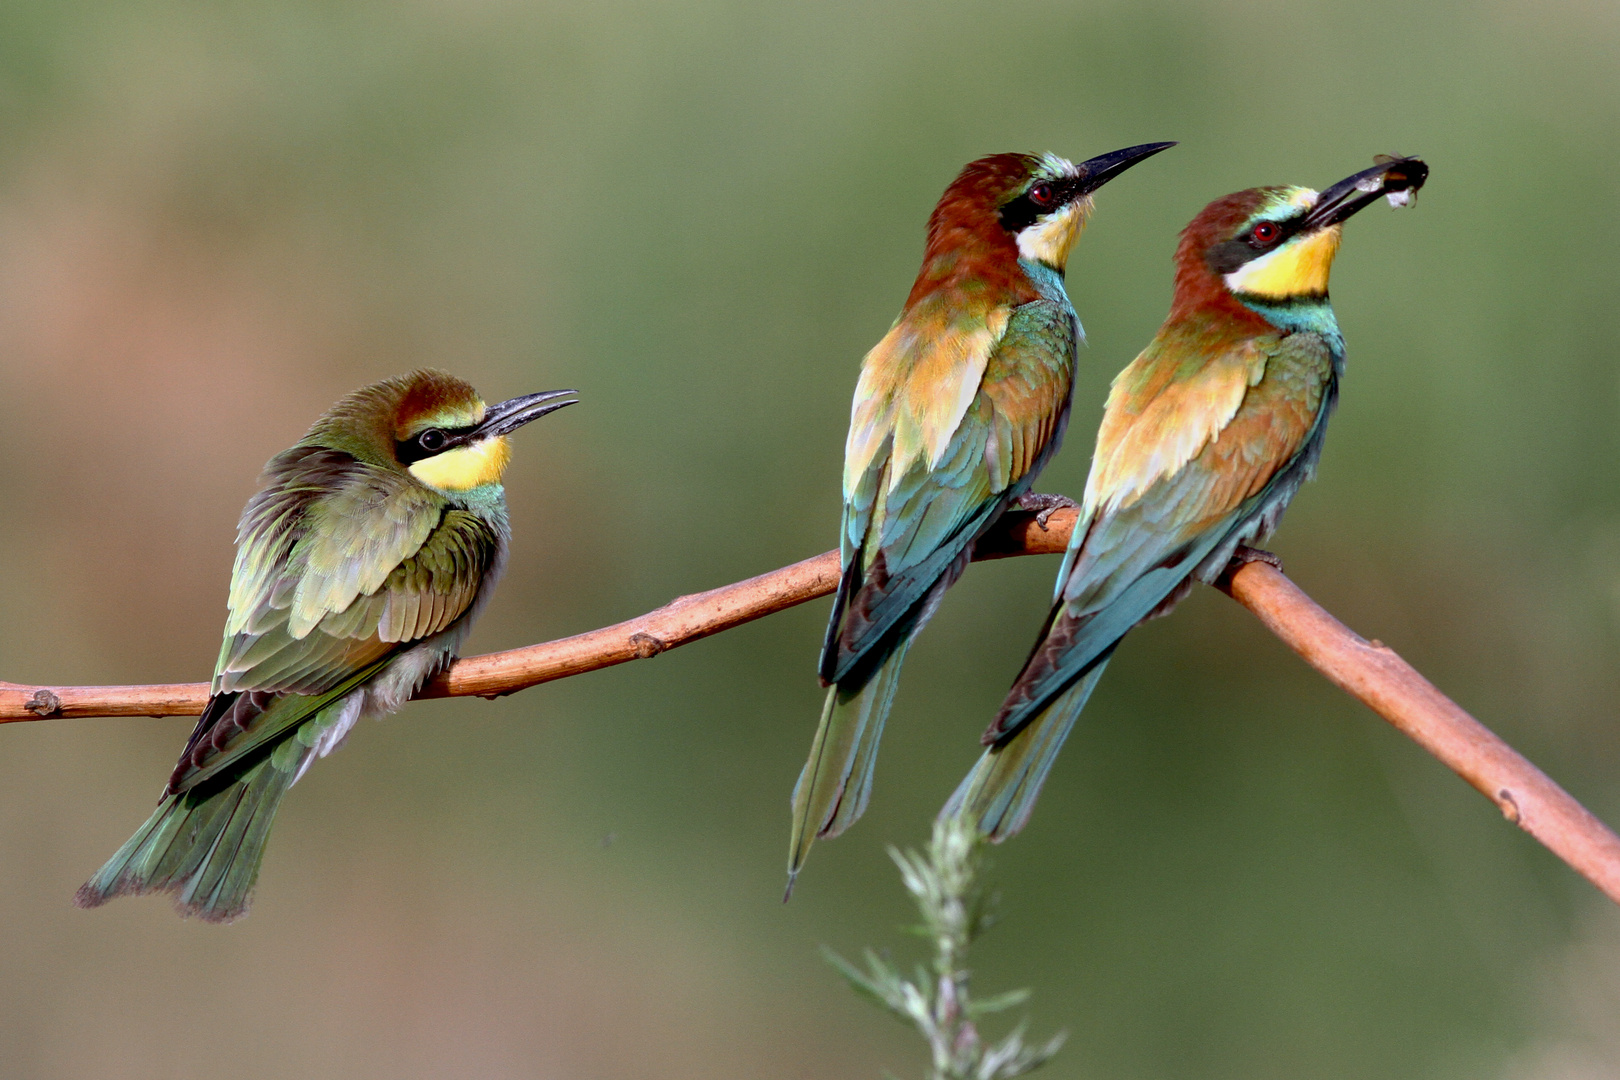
[394,423,480,465]
[998,176,1085,234]
[1205,214,1307,274]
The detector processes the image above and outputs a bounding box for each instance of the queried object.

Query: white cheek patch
[1016,202,1081,267]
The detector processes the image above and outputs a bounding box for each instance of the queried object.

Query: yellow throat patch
[1224,224,1343,299]
[408,435,511,491]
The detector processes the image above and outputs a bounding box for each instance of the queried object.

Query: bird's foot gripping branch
[5,505,1620,907]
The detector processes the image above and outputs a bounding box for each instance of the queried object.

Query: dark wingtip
[73,882,110,909]
[980,706,1019,747]
[74,872,149,910]
[180,899,249,924]
[74,877,249,923]
[782,871,800,904]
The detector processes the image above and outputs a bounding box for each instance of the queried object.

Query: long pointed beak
[1304,156,1429,229]
[1074,141,1178,197]
[475,389,578,438]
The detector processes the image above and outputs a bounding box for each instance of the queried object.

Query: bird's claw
[1227,545,1283,573]
[1017,492,1080,530]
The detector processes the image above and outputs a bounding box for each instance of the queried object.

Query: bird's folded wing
[170,460,501,793]
[822,300,1075,682]
[991,332,1334,738]
[225,447,445,648]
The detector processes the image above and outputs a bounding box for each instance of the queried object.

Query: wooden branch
[1216,564,1620,905]
[5,505,1619,905]
[0,510,1070,724]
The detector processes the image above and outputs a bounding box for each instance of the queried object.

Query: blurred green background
[2,0,1619,1077]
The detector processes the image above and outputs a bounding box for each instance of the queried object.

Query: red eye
[1252,221,1280,244]
[1029,183,1055,208]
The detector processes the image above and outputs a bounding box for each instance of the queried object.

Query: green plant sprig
[824,817,1066,1080]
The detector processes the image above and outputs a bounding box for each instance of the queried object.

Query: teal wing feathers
[789,296,1076,883]
[986,330,1337,743]
[821,299,1076,683]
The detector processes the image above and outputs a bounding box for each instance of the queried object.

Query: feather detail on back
[994,331,1337,742]
[1085,333,1272,518]
[844,306,1011,493]
[824,298,1076,683]
[226,447,443,645]
[179,477,502,793]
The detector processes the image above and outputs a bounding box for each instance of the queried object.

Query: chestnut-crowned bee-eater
[945,156,1428,841]
[788,143,1176,886]
[77,371,576,921]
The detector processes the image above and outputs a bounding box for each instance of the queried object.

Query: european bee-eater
[788,142,1175,886]
[76,370,575,921]
[944,156,1428,841]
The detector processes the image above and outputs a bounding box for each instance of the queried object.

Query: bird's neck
[1168,266,1343,347]
[1236,293,1343,342]
[440,481,510,520]
[905,218,1041,314]
[1017,258,1070,300]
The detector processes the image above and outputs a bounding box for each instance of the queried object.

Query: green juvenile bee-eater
[788,142,1176,886]
[945,156,1428,840]
[76,370,576,921]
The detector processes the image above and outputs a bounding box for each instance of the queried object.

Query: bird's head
[308,370,577,492]
[910,143,1174,301]
[1173,156,1428,323]
[994,143,1177,271]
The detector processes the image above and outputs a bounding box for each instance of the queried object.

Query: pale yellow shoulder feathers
[1084,340,1269,518]
[843,307,1012,496]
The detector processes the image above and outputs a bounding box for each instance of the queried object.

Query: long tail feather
[786,639,912,890]
[941,660,1110,842]
[76,755,297,923]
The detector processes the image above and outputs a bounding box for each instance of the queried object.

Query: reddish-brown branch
[1215,564,1620,905]
[4,505,1618,905]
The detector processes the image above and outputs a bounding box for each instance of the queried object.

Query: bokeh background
[2,1,1619,1077]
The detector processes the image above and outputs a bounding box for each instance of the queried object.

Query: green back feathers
[79,370,515,920]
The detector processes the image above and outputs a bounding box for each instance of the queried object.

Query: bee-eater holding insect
[77,371,576,921]
[788,142,1176,887]
[945,156,1428,841]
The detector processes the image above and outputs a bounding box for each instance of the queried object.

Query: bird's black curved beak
[476,389,578,438]
[1074,141,1178,196]
[1304,156,1429,230]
